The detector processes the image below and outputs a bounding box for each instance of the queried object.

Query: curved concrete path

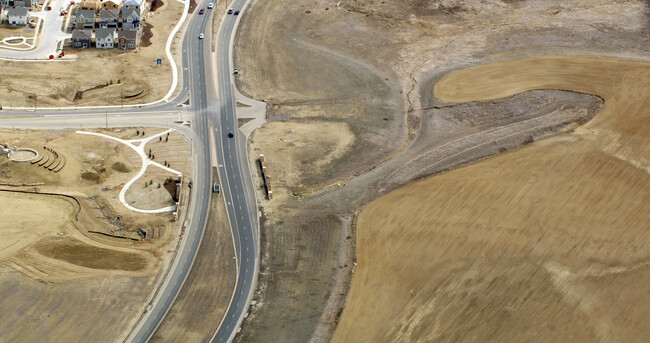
[77,130,182,213]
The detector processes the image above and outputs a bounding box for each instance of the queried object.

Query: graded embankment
[333,56,650,342]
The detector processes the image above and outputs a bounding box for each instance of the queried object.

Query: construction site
[0,127,192,341]
[0,0,648,342]
[232,0,649,342]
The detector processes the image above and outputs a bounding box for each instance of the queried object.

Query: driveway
[0,0,72,60]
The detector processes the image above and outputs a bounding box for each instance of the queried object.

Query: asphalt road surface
[0,0,258,341]
[129,0,258,341]
[209,0,259,341]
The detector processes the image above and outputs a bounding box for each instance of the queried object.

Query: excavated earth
[233,0,649,342]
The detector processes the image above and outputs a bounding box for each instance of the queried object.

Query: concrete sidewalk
[0,0,72,60]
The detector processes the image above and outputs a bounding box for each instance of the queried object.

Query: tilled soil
[233,0,648,342]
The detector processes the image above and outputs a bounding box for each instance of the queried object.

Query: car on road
[208,3,214,9]
[228,131,234,138]
[227,8,233,14]
[199,8,205,14]
[234,10,240,15]
[233,68,239,75]
[199,33,204,39]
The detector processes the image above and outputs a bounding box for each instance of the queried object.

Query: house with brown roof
[117,28,140,50]
[78,0,101,12]
[100,0,122,10]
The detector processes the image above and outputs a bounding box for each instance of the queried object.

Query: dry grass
[150,168,236,342]
[334,56,650,342]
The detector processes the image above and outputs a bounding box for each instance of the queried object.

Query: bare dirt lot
[334,56,650,342]
[150,167,236,342]
[233,0,649,342]
[0,127,190,341]
[0,0,184,108]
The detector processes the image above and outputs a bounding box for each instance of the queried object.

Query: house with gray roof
[98,8,118,28]
[117,28,140,50]
[71,29,92,48]
[95,27,115,48]
[13,0,33,7]
[75,9,96,29]
[123,0,144,15]
[121,7,140,29]
[7,7,28,26]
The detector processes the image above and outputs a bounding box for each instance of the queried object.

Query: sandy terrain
[232,0,649,342]
[334,57,650,342]
[151,167,236,342]
[0,0,183,108]
[0,127,190,341]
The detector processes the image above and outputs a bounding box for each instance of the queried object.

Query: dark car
[234,10,240,15]
[227,8,233,14]
[199,8,205,14]
[228,131,234,138]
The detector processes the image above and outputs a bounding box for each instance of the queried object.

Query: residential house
[13,0,33,8]
[71,29,92,48]
[122,0,144,15]
[7,7,28,26]
[78,0,101,12]
[75,9,96,29]
[98,8,118,28]
[121,7,140,29]
[95,27,115,48]
[117,28,139,50]
[100,0,122,10]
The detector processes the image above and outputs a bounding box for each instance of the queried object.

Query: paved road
[209,0,259,341]
[124,3,217,342]
[128,0,259,341]
[0,0,259,342]
[0,0,71,59]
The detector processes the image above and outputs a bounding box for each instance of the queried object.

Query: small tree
[157,183,161,188]
[149,180,153,185]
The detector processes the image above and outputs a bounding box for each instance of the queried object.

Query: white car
[199,33,204,39]
[208,3,214,9]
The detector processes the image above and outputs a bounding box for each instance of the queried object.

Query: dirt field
[232,0,649,342]
[0,127,191,341]
[150,167,236,342]
[0,0,184,108]
[333,57,650,342]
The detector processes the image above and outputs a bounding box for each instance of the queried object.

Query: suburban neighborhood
[71,0,143,50]
[1,0,144,52]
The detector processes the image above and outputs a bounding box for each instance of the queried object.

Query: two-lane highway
[209,0,259,341]
[126,3,222,342]
[129,1,259,342]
